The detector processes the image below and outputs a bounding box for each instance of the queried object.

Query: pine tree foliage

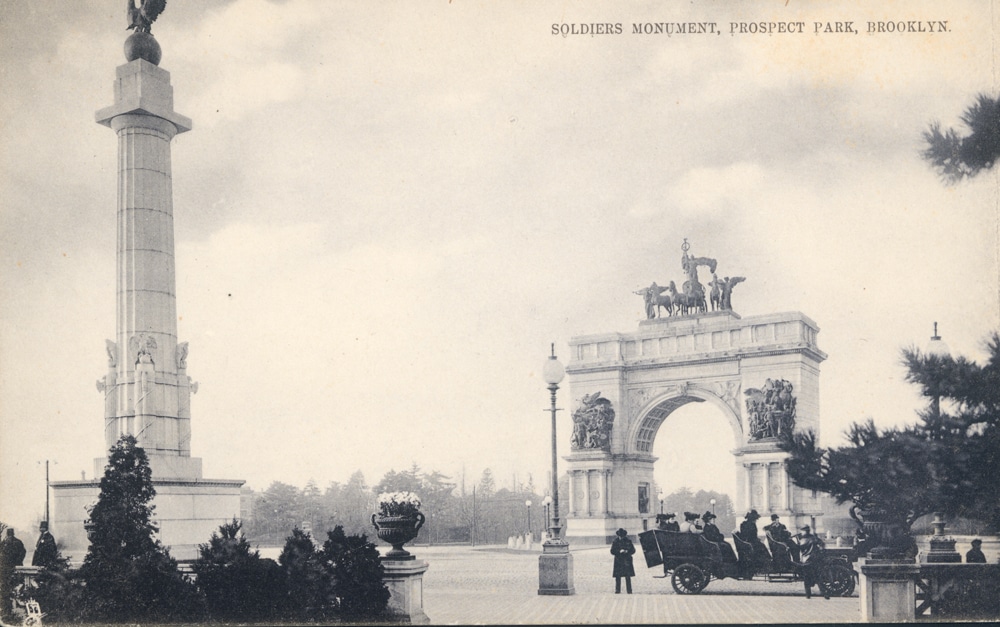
[78,435,203,622]
[923,94,1000,183]
[321,525,389,619]
[193,518,288,622]
[279,527,335,620]
[783,332,1000,532]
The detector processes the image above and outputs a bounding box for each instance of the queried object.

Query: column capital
[96,59,191,133]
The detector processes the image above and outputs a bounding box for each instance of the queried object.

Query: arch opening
[650,402,739,499]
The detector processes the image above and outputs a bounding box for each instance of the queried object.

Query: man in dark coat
[611,528,636,594]
[0,528,27,621]
[737,509,769,578]
[796,525,828,599]
[31,521,58,569]
[966,539,987,563]
[764,514,799,562]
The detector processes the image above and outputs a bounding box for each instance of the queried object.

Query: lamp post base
[538,540,575,596]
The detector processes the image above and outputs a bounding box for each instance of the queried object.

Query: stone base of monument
[381,558,430,624]
[859,557,919,622]
[538,541,576,595]
[51,477,243,561]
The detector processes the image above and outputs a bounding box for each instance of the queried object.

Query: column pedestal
[859,558,919,622]
[381,558,430,624]
[538,541,575,595]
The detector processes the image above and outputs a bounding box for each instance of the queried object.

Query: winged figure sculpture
[127,0,167,34]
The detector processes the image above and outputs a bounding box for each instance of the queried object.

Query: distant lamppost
[526,500,532,538]
[538,343,575,596]
[658,488,664,515]
[543,495,552,537]
[710,498,716,516]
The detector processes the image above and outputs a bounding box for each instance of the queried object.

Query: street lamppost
[658,488,664,515]
[542,495,552,538]
[526,500,532,539]
[710,498,716,515]
[926,321,950,418]
[538,343,575,596]
[926,322,952,541]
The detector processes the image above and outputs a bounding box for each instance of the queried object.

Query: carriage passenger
[737,509,770,579]
[679,511,703,534]
[656,513,680,532]
[701,511,737,562]
[764,513,800,562]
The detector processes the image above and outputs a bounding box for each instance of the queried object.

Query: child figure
[611,528,636,594]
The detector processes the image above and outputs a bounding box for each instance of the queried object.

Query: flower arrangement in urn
[372,492,425,560]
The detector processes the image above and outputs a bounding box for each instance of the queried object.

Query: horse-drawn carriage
[638,529,857,596]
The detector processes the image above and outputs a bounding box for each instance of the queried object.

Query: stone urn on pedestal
[371,511,426,560]
[372,492,430,624]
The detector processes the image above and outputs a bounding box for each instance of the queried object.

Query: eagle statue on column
[127,0,167,34]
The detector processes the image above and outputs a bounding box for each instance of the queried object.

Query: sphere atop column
[124,32,161,65]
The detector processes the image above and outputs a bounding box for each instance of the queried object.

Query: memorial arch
[562,242,828,544]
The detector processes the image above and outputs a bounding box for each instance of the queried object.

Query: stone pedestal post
[381,559,430,624]
[859,559,919,622]
[538,541,575,595]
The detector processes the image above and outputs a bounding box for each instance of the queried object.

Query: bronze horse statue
[635,283,673,318]
[666,281,693,316]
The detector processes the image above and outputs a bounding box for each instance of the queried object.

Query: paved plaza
[411,544,862,624]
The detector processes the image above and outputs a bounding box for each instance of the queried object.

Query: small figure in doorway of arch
[611,528,636,594]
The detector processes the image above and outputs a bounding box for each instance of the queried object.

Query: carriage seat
[765,530,796,570]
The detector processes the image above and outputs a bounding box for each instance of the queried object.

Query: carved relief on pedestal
[105,339,118,367]
[176,342,189,370]
[569,392,616,451]
[129,334,158,366]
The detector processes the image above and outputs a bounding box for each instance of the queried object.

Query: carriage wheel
[671,563,708,594]
[819,564,856,597]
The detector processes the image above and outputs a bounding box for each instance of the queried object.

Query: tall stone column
[95,58,200,480]
[52,30,243,563]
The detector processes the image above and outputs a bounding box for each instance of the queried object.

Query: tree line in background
[244,465,558,546]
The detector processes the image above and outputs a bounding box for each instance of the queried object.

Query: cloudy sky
[1,0,997,532]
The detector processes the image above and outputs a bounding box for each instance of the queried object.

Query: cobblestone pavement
[413,545,863,624]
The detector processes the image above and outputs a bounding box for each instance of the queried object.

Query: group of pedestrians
[0,522,59,619]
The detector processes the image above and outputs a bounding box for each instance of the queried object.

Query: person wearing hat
[701,511,737,563]
[764,514,799,562]
[610,528,636,594]
[795,525,828,599]
[0,528,27,621]
[966,539,987,563]
[31,520,58,569]
[679,512,703,534]
[738,510,768,579]
[657,513,680,532]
